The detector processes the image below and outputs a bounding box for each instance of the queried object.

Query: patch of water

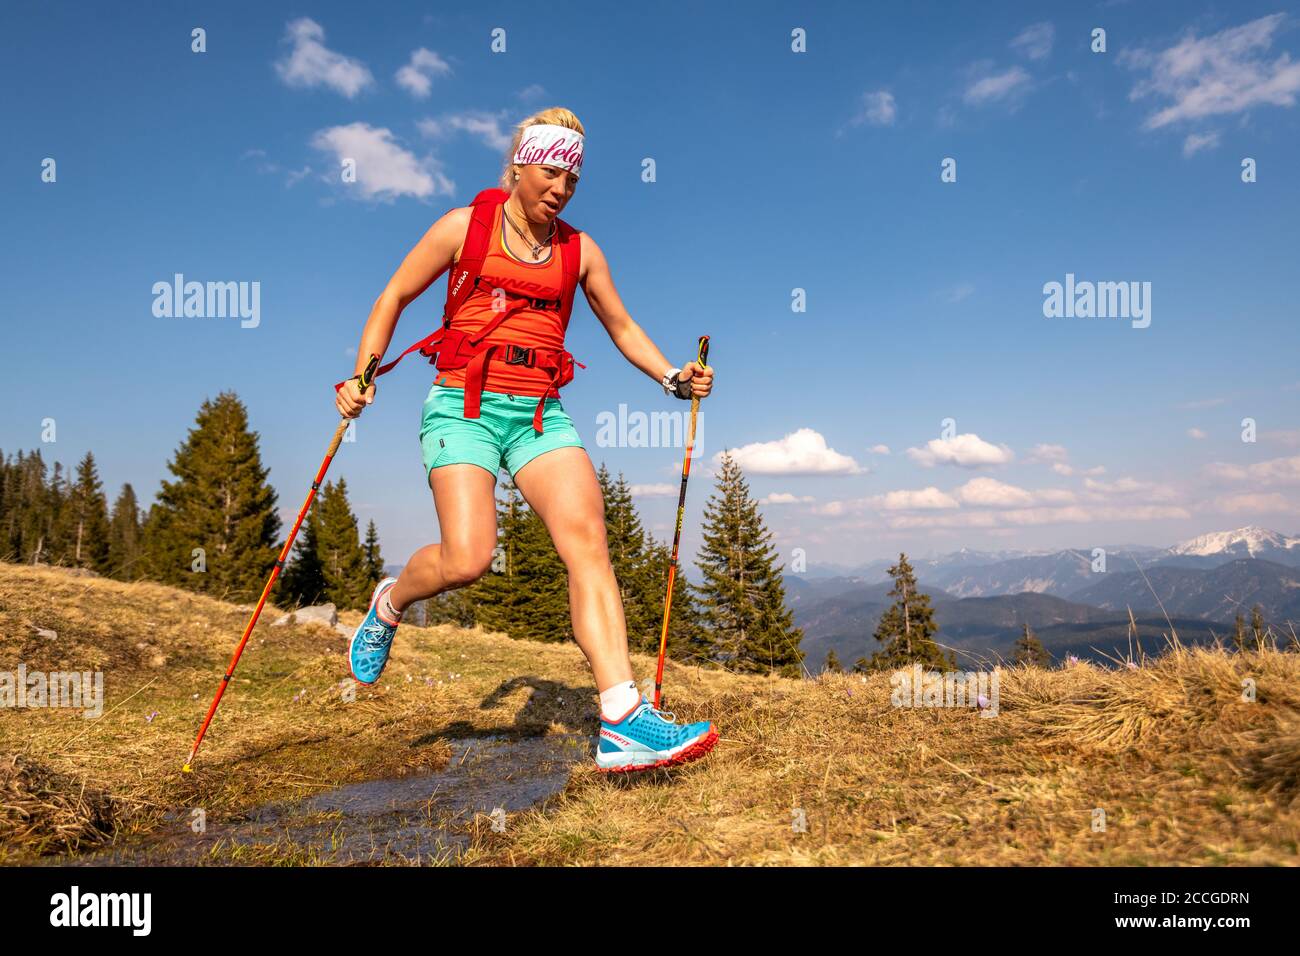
[56,733,588,866]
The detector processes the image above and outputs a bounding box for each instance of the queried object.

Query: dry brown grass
[1,561,1297,865]
[0,752,117,856]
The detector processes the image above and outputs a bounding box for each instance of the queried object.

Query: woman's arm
[579,234,713,398]
[337,206,471,417]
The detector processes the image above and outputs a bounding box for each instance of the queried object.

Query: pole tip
[181,764,193,774]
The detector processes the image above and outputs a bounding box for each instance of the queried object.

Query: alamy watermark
[890,663,1000,717]
[152,273,260,328]
[49,886,150,936]
[1,664,104,718]
[595,403,705,453]
[1043,273,1150,329]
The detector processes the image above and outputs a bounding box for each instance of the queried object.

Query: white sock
[599,680,640,723]
[377,587,403,625]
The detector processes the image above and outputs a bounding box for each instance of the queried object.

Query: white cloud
[869,487,960,511]
[1011,22,1055,61]
[943,283,975,304]
[1083,476,1180,502]
[275,18,374,99]
[762,492,815,505]
[1176,396,1228,410]
[1204,454,1300,486]
[854,90,897,126]
[395,48,452,98]
[1026,443,1068,464]
[1122,13,1300,129]
[1211,492,1299,514]
[1187,427,1208,440]
[885,504,1189,530]
[310,123,452,201]
[964,65,1032,106]
[906,433,1014,469]
[630,483,676,498]
[955,477,1075,508]
[517,84,546,101]
[1182,131,1221,156]
[869,444,891,455]
[1263,429,1300,447]
[418,111,514,151]
[720,428,864,476]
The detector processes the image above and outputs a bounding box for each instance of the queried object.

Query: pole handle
[327,353,378,456]
[357,353,379,392]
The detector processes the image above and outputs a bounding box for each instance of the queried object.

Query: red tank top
[434,203,570,397]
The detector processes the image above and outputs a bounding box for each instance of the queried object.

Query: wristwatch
[661,367,682,396]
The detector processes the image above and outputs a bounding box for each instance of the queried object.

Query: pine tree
[824,649,844,673]
[61,452,110,572]
[144,392,280,601]
[472,478,571,643]
[599,465,654,651]
[0,451,10,560]
[42,459,68,565]
[694,451,804,677]
[0,450,21,562]
[314,479,371,610]
[508,492,571,642]
[594,465,702,659]
[1011,622,1052,666]
[643,531,707,664]
[18,451,54,564]
[855,553,953,672]
[280,506,327,607]
[423,587,478,628]
[363,519,384,588]
[107,483,143,580]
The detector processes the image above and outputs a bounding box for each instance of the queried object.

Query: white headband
[512,123,585,178]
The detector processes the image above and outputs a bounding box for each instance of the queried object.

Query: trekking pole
[182,354,379,773]
[652,335,709,710]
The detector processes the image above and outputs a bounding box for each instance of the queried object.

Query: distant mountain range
[800,526,1300,597]
[789,527,1300,668]
[389,530,1300,668]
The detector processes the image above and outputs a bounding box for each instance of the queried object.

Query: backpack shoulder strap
[554,217,582,329]
[443,188,509,326]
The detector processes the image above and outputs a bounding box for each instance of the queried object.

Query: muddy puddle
[55,733,589,866]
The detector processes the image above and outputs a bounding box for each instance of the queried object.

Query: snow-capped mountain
[1169,526,1299,558]
[800,527,1300,601]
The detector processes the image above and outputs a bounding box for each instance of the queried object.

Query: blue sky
[3,0,1299,573]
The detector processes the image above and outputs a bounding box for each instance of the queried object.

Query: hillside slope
[1,562,1297,866]
[1073,558,1300,624]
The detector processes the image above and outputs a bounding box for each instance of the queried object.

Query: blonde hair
[500,107,586,190]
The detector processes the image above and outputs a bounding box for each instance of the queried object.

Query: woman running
[335,107,718,773]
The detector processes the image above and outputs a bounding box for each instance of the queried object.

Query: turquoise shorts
[419,383,585,482]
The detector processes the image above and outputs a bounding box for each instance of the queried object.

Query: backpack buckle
[504,344,535,367]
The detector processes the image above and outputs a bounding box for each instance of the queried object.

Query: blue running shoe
[348,576,400,685]
[596,696,718,773]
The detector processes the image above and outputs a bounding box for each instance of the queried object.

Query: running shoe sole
[595,726,719,774]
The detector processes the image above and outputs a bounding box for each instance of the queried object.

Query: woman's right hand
[336,376,376,419]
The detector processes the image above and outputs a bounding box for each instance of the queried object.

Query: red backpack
[335,188,584,433]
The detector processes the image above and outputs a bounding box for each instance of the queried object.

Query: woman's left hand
[679,361,713,399]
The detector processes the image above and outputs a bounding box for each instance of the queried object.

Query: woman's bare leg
[510,447,636,691]
[388,464,499,611]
